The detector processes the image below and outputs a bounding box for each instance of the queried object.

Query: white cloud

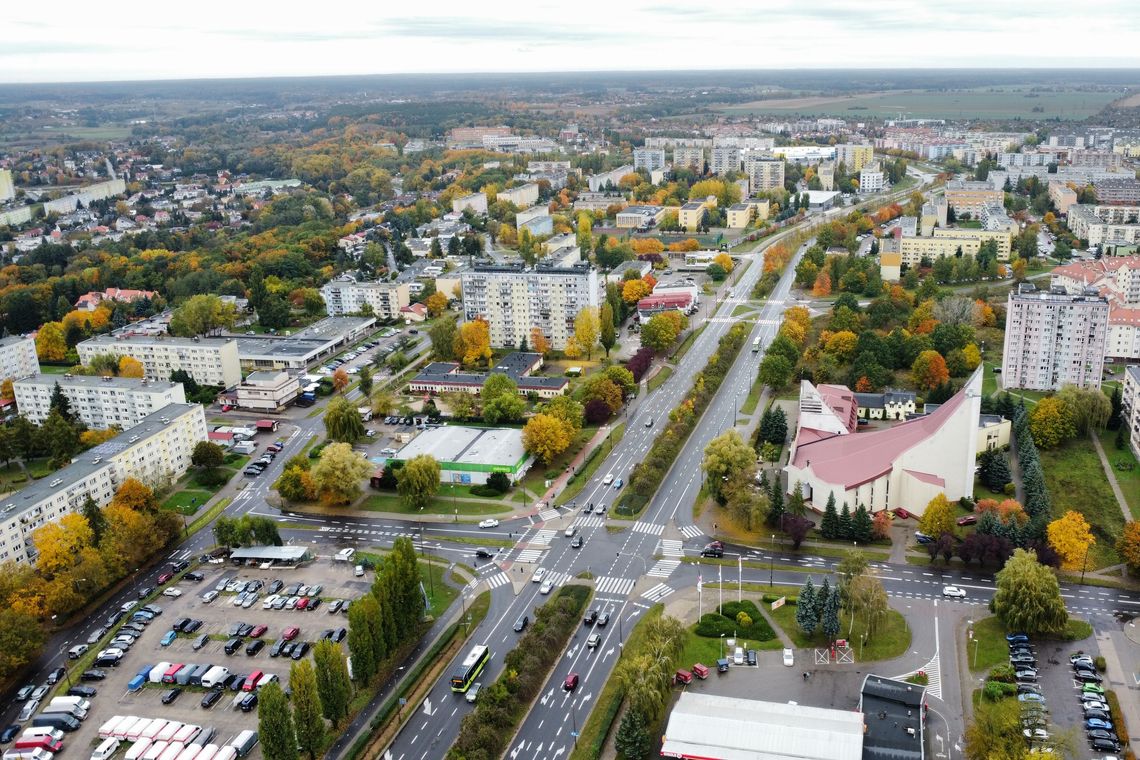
[2,0,1138,82]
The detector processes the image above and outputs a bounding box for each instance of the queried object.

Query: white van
[603,473,614,485]
[99,717,128,740]
[141,742,169,760]
[125,740,153,760]
[149,662,172,684]
[41,703,87,720]
[91,737,122,760]
[156,743,185,760]
[19,729,63,744]
[154,723,182,743]
[200,666,229,689]
[334,548,355,562]
[50,696,92,712]
[174,744,202,760]
[228,731,258,759]
[4,749,55,760]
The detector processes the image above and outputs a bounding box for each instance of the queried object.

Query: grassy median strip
[556,423,626,506]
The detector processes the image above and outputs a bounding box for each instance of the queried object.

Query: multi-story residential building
[497,183,540,208]
[879,228,1013,280]
[710,147,740,176]
[447,126,511,149]
[1001,284,1108,391]
[320,278,411,319]
[745,157,785,192]
[1067,205,1140,247]
[726,203,754,229]
[633,148,666,173]
[460,262,599,350]
[1123,365,1140,460]
[0,403,206,565]
[0,336,39,382]
[13,374,186,428]
[77,335,241,388]
[944,180,1004,218]
[235,370,301,412]
[615,205,666,230]
[1093,178,1140,206]
[678,201,709,232]
[0,169,14,203]
[1051,255,1140,362]
[673,147,705,171]
[527,160,572,174]
[588,165,634,192]
[572,192,624,212]
[516,206,553,236]
[980,202,1016,232]
[817,162,836,191]
[481,135,557,153]
[1048,182,1079,215]
[451,193,488,215]
[835,144,875,172]
[858,163,885,194]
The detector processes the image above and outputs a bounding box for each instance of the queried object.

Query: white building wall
[0,337,39,381]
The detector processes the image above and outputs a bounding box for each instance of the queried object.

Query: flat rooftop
[82,334,235,348]
[860,675,926,760]
[16,374,181,392]
[394,426,526,468]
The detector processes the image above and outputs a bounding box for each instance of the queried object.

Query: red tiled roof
[817,383,859,434]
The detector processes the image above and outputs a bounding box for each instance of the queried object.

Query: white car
[540,581,554,595]
[733,646,744,665]
[478,519,499,529]
[531,567,546,584]
[262,594,280,609]
[942,586,966,598]
[783,648,794,667]
[201,590,219,604]
[162,588,182,598]
[602,474,614,485]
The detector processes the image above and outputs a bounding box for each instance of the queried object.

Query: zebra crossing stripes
[595,576,635,596]
[648,559,681,578]
[642,583,675,602]
[659,540,684,558]
[632,521,665,535]
[678,525,703,540]
[514,549,544,563]
[547,571,571,587]
[574,516,604,529]
[530,530,557,546]
[484,573,510,590]
[538,508,561,522]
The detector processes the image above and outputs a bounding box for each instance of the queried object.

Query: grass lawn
[1038,438,1123,568]
[161,490,213,516]
[966,616,1011,672]
[768,601,910,662]
[38,364,74,375]
[359,492,505,516]
[982,362,999,397]
[421,560,459,618]
[740,381,764,416]
[731,304,754,318]
[26,458,55,479]
[1098,429,1140,520]
[647,366,673,393]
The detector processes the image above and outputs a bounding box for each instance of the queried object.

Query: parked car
[161,688,182,705]
[80,670,107,682]
[1086,718,1114,731]
[201,689,223,709]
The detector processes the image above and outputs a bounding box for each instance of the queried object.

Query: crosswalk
[530,529,557,546]
[514,548,544,563]
[484,573,510,590]
[632,521,665,535]
[541,571,571,587]
[319,526,416,539]
[538,507,561,522]
[678,525,703,540]
[595,576,635,596]
[642,583,675,602]
[574,516,605,529]
[659,539,684,558]
[648,559,681,578]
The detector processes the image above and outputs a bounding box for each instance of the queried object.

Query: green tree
[42,410,80,468]
[836,550,869,612]
[702,430,754,503]
[599,302,616,357]
[480,374,525,424]
[191,440,225,471]
[614,709,652,759]
[312,639,352,724]
[168,294,237,337]
[324,396,365,442]
[290,660,325,760]
[357,366,373,398]
[49,382,75,423]
[992,548,1068,635]
[258,294,292,331]
[758,406,788,444]
[257,680,298,760]
[310,443,371,506]
[978,448,1012,491]
[758,354,794,389]
[396,454,440,511]
[837,503,853,539]
[820,493,839,539]
[429,316,458,360]
[1028,396,1076,449]
[1056,385,1111,435]
[796,578,818,635]
[640,312,681,352]
[852,505,873,543]
[81,495,107,545]
[766,481,784,528]
[347,599,378,684]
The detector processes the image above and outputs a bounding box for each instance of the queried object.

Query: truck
[255,420,279,434]
[357,407,372,422]
[4,748,56,760]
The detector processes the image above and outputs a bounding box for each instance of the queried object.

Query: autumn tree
[522,413,572,464]
[911,350,950,391]
[702,430,755,503]
[36,322,68,362]
[713,252,734,273]
[117,356,144,378]
[324,396,365,442]
[111,477,158,512]
[1116,521,1140,574]
[395,454,440,511]
[812,270,832,297]
[529,327,550,356]
[640,312,681,352]
[424,292,449,318]
[918,494,956,539]
[332,368,350,393]
[992,548,1068,635]
[622,279,651,305]
[311,443,372,506]
[1046,510,1095,571]
[1029,396,1076,449]
[455,318,492,367]
[169,294,237,337]
[571,307,600,360]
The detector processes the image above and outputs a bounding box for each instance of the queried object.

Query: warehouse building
[386,426,532,486]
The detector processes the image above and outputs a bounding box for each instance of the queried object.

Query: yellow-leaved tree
[455,318,492,368]
[918,494,956,539]
[1047,510,1095,571]
[522,414,572,464]
[572,307,600,361]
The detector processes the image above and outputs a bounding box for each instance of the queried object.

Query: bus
[751,337,761,353]
[450,645,490,693]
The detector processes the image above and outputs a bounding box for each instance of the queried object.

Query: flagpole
[738,556,742,604]
[698,569,703,620]
[718,564,723,614]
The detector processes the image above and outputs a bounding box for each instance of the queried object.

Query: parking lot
[8,557,374,760]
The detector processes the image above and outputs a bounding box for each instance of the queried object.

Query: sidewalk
[1090,431,1132,522]
[538,423,615,506]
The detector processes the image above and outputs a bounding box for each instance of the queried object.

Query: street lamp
[57,647,72,689]
[769,535,774,587]
[616,551,648,574]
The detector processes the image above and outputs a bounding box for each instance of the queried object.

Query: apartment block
[320,278,411,319]
[0,336,39,381]
[460,262,599,350]
[527,160,572,174]
[1067,205,1140,247]
[497,183,540,208]
[817,162,835,191]
[944,180,1004,217]
[1051,255,1140,362]
[452,193,488,215]
[0,169,14,203]
[1048,182,1079,215]
[859,163,885,194]
[1094,178,1140,205]
[1001,285,1108,391]
[745,157,785,192]
[727,203,754,229]
[1124,365,1140,460]
[588,165,634,192]
[633,148,666,173]
[0,403,206,565]
[880,228,1013,280]
[14,374,186,428]
[673,147,705,171]
[679,201,709,232]
[835,144,875,172]
[77,335,241,388]
[710,147,740,176]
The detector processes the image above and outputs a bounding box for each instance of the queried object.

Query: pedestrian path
[530,529,557,546]
[632,521,665,535]
[545,571,571,587]
[596,576,635,596]
[574,516,605,529]
[659,539,684,558]
[678,525,703,540]
[648,559,681,578]
[642,583,675,602]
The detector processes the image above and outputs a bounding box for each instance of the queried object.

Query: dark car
[161,688,182,705]
[182,619,203,634]
[0,725,20,744]
[192,634,210,651]
[184,571,204,582]
[239,693,258,713]
[201,689,223,709]
[228,622,247,637]
[1076,671,1103,684]
[171,560,190,574]
[246,640,266,656]
[228,675,247,692]
[570,535,583,549]
[268,580,284,594]
[563,673,579,692]
[584,609,598,626]
[66,686,96,698]
[1006,633,1029,644]
[173,617,191,632]
[1016,684,1041,695]
[746,649,757,666]
[474,548,493,559]
[236,623,254,638]
[1087,729,1117,742]
[80,670,107,682]
[291,642,310,660]
[513,616,528,633]
[138,586,154,599]
[270,640,286,658]
[45,667,67,686]
[224,638,244,655]
[279,642,295,658]
[308,598,321,611]
[1091,738,1122,753]
[320,629,335,641]
[333,628,347,643]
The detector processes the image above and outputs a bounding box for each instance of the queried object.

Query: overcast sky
[5,0,1140,83]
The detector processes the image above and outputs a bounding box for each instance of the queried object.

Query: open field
[1039,438,1123,568]
[719,87,1126,120]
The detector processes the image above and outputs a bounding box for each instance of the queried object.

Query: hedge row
[447,585,590,759]
[616,322,751,516]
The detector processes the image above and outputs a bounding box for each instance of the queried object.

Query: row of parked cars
[242,440,284,477]
[95,715,259,760]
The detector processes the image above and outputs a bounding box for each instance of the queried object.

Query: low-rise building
[853,389,917,420]
[615,205,665,230]
[233,316,377,372]
[77,334,241,388]
[14,374,186,428]
[859,163,885,193]
[384,425,532,486]
[726,203,754,228]
[0,403,206,565]
[516,206,553,236]
[74,288,157,312]
[679,200,710,231]
[0,336,39,381]
[320,277,411,318]
[235,370,301,413]
[407,352,567,399]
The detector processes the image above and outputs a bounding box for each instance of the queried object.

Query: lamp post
[57,646,72,689]
[769,535,775,587]
[1081,542,1091,584]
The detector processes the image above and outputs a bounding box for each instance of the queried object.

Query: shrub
[486,472,511,494]
[988,664,1015,683]
[981,681,1016,701]
[1107,690,1130,745]
[1095,655,1107,672]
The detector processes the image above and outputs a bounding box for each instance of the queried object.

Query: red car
[250,625,267,638]
[221,405,232,412]
[157,572,174,584]
[282,626,299,641]
[563,673,579,692]
[956,514,978,526]
[296,597,310,610]
[893,507,913,520]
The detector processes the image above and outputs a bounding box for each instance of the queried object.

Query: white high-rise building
[673,147,705,171]
[14,374,187,428]
[711,147,741,176]
[77,335,242,388]
[745,157,785,192]
[633,148,666,173]
[320,278,410,319]
[461,262,599,350]
[0,169,14,203]
[1001,285,1109,391]
[0,336,39,381]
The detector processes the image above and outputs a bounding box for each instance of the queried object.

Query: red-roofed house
[1052,254,1140,361]
[797,380,859,436]
[636,292,693,320]
[400,303,428,323]
[783,368,982,516]
[75,287,157,312]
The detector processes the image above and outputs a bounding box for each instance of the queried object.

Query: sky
[5,0,1140,83]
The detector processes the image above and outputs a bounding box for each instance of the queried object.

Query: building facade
[835,143,875,171]
[497,183,540,208]
[745,157,785,192]
[451,193,488,215]
[1094,178,1140,205]
[0,336,39,381]
[859,164,885,193]
[235,370,301,412]
[320,278,411,319]
[633,148,666,172]
[0,403,206,565]
[945,180,1004,217]
[14,374,186,428]
[460,262,599,350]
[77,335,241,388]
[1124,365,1140,460]
[672,147,705,171]
[1001,285,1109,391]
[710,147,740,176]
